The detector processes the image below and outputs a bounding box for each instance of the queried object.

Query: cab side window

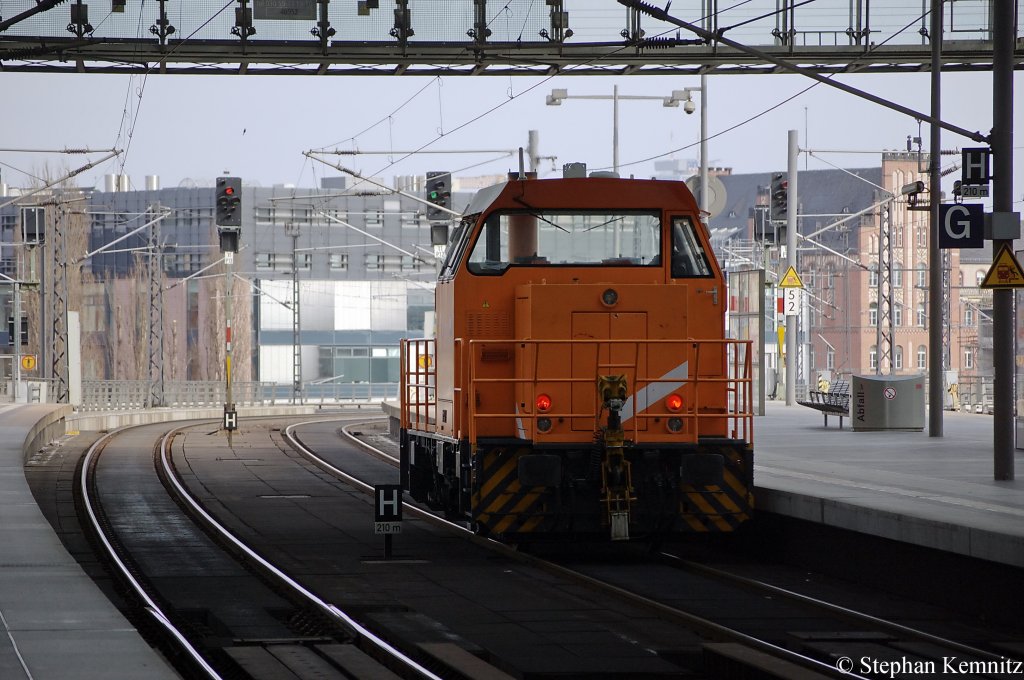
[440,219,474,280]
[671,216,712,278]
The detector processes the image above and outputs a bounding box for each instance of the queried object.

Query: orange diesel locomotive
[401,171,753,541]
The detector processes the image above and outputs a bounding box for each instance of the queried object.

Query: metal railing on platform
[73,380,400,411]
[78,381,280,411]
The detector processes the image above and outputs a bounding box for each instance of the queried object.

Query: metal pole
[527,130,540,174]
[225,251,234,444]
[147,204,164,408]
[785,129,798,405]
[699,75,709,214]
[877,202,894,375]
[287,223,302,405]
[612,84,619,175]
[12,277,20,402]
[876,205,883,376]
[992,0,1014,479]
[927,0,943,436]
[701,4,711,214]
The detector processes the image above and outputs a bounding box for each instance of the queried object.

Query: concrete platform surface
[756,401,1024,568]
[0,404,179,680]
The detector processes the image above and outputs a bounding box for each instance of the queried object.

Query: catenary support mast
[927,0,943,437]
[785,130,798,404]
[992,0,1015,479]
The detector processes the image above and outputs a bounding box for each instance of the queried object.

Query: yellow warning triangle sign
[980,244,1024,289]
[778,266,805,288]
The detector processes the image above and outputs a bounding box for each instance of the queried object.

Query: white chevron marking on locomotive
[620,360,689,423]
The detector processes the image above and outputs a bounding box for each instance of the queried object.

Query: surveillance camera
[901,181,924,196]
[683,100,696,115]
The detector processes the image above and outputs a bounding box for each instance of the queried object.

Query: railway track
[308,418,1021,680]
[79,418,445,680]
[66,415,1020,679]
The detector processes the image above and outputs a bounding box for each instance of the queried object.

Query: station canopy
[0,0,1016,76]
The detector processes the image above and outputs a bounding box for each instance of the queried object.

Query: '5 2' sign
[783,287,803,317]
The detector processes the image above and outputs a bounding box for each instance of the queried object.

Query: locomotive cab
[401,174,753,542]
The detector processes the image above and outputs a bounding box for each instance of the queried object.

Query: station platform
[756,401,1024,568]
[0,404,179,680]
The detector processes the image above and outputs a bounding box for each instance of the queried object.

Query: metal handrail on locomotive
[400,169,754,542]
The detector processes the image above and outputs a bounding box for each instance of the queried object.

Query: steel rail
[157,421,444,680]
[329,418,1022,674]
[79,429,223,680]
[657,552,1010,664]
[286,419,868,680]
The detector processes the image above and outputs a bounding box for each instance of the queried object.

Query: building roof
[711,166,881,238]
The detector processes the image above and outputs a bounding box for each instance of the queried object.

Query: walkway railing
[79,381,279,411]
[74,380,400,411]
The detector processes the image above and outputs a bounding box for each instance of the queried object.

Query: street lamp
[547,82,707,203]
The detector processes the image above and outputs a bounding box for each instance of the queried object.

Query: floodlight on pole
[546,84,705,181]
[546,89,567,105]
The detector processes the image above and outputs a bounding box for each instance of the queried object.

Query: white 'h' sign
[374,484,403,521]
[962,148,991,185]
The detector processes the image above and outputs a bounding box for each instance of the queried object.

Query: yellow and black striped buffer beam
[472,448,551,535]
[677,442,753,532]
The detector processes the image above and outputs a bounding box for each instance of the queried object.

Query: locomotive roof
[461,177,698,217]
[463,181,509,216]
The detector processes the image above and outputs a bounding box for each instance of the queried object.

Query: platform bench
[798,379,851,428]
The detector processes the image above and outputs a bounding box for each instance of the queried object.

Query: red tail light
[666,394,683,412]
[536,394,552,412]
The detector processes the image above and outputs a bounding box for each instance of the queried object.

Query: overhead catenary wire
[0,151,121,212]
[616,6,943,173]
[327,1,797,183]
[113,0,237,175]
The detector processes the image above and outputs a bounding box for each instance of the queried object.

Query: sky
[1,68,1022,211]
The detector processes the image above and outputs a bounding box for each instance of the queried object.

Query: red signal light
[666,394,683,412]
[536,394,552,412]
[216,176,242,227]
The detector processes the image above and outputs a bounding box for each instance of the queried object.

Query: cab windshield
[466,210,661,275]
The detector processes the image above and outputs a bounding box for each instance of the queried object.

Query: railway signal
[425,171,450,221]
[215,176,242,252]
[7,314,28,346]
[215,176,242,226]
[770,173,788,223]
